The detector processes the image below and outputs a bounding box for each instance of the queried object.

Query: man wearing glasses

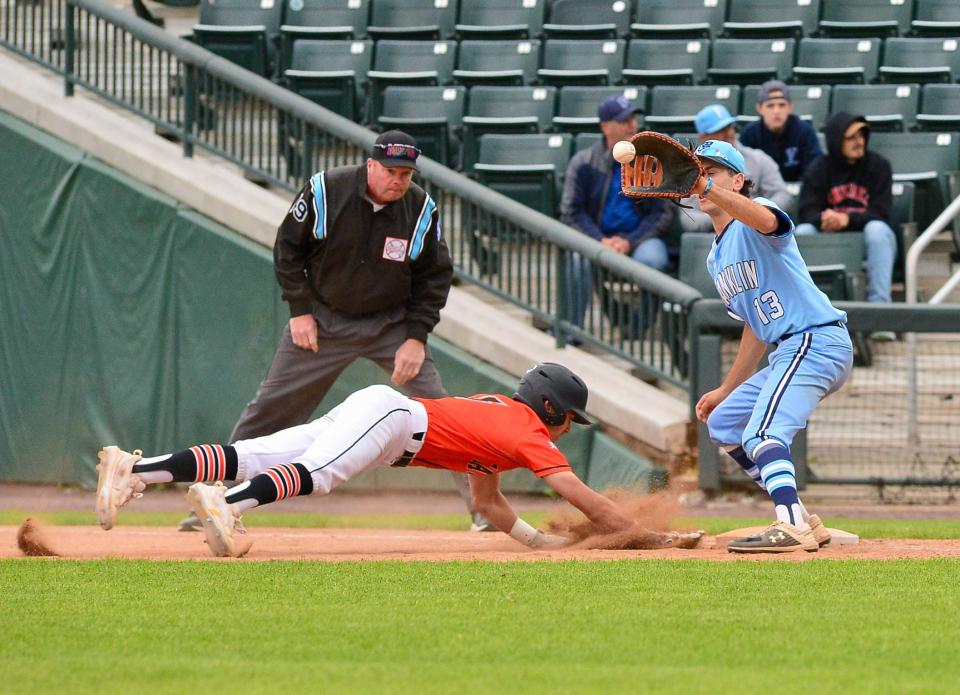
[178,130,492,531]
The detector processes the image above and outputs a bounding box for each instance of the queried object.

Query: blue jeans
[793,221,896,303]
[563,237,669,330]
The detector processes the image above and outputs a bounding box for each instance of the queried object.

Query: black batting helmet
[513,363,591,427]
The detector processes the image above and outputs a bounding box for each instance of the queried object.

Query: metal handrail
[905,190,960,305]
[1,0,702,387]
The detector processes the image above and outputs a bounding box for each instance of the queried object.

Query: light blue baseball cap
[694,139,746,175]
[695,104,737,135]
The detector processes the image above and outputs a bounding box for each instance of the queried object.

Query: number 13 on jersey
[753,290,784,325]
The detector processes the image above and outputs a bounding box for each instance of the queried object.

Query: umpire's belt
[775,320,845,346]
[391,431,425,468]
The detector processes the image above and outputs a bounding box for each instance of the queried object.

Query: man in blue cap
[560,94,674,334]
[741,80,822,183]
[691,139,850,554]
[679,104,791,234]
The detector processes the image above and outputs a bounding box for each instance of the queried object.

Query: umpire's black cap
[371,130,421,171]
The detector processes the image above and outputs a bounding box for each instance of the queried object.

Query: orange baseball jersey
[411,394,573,478]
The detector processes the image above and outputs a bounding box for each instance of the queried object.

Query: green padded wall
[0,111,662,493]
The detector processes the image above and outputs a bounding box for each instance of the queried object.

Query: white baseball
[612,140,636,164]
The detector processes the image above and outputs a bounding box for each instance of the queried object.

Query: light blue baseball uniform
[705,198,854,459]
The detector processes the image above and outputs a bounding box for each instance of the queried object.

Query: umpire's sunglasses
[374,143,421,162]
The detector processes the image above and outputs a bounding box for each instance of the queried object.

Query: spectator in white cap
[678,104,792,234]
[740,80,822,183]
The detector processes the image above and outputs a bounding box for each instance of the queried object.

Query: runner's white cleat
[185,482,252,558]
[96,446,145,530]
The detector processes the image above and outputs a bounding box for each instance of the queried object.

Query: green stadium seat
[915,84,960,131]
[722,0,820,40]
[911,0,960,37]
[475,133,573,216]
[366,0,458,40]
[378,86,466,168]
[542,0,632,40]
[678,232,719,298]
[879,37,960,85]
[645,85,740,132]
[553,86,647,134]
[462,86,558,172]
[623,38,709,86]
[575,131,605,152]
[791,38,881,85]
[366,40,457,124]
[538,39,626,87]
[870,131,960,229]
[818,0,913,38]
[453,39,541,87]
[283,39,373,121]
[741,84,831,130]
[279,0,370,70]
[454,0,547,39]
[831,84,920,132]
[631,0,727,40]
[193,0,284,78]
[891,181,918,283]
[707,38,796,85]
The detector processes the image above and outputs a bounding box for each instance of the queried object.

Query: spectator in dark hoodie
[796,112,897,311]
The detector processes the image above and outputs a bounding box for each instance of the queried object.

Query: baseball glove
[620,131,704,200]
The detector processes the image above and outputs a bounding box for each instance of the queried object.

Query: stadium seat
[462,86,558,172]
[891,180,918,283]
[870,131,960,229]
[474,133,573,216]
[575,131,605,152]
[879,37,960,85]
[645,85,740,132]
[283,39,373,122]
[792,37,881,85]
[542,0,632,40]
[911,0,960,37]
[454,0,547,39]
[193,0,284,78]
[707,39,795,85]
[831,84,920,132]
[538,39,626,87]
[280,0,370,49]
[818,0,913,38]
[915,84,960,131]
[722,0,820,40]
[623,38,709,86]
[453,39,541,87]
[630,0,727,40]
[678,232,719,298]
[741,84,831,130]
[378,85,466,168]
[553,86,647,134]
[366,0,458,40]
[366,40,457,124]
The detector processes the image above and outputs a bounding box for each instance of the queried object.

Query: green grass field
[3,558,959,694]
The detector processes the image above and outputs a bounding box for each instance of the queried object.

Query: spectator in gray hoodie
[678,104,793,234]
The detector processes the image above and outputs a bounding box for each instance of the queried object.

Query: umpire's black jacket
[274,164,453,343]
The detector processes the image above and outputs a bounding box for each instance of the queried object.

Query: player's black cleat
[727,521,818,554]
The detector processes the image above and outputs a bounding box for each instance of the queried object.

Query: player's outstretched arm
[692,175,779,234]
[544,471,634,533]
[469,474,566,548]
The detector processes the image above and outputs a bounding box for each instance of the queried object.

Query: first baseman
[691,140,853,554]
[95,363,702,557]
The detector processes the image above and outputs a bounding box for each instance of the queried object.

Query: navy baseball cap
[695,139,746,175]
[598,94,641,123]
[372,130,421,170]
[695,104,737,135]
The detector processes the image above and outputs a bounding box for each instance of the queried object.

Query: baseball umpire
[178,129,490,531]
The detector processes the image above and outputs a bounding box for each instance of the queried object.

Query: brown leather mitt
[620,131,704,199]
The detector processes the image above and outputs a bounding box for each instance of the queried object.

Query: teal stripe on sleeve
[409,194,437,260]
[310,171,327,240]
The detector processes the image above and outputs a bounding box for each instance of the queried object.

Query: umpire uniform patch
[382,237,408,262]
